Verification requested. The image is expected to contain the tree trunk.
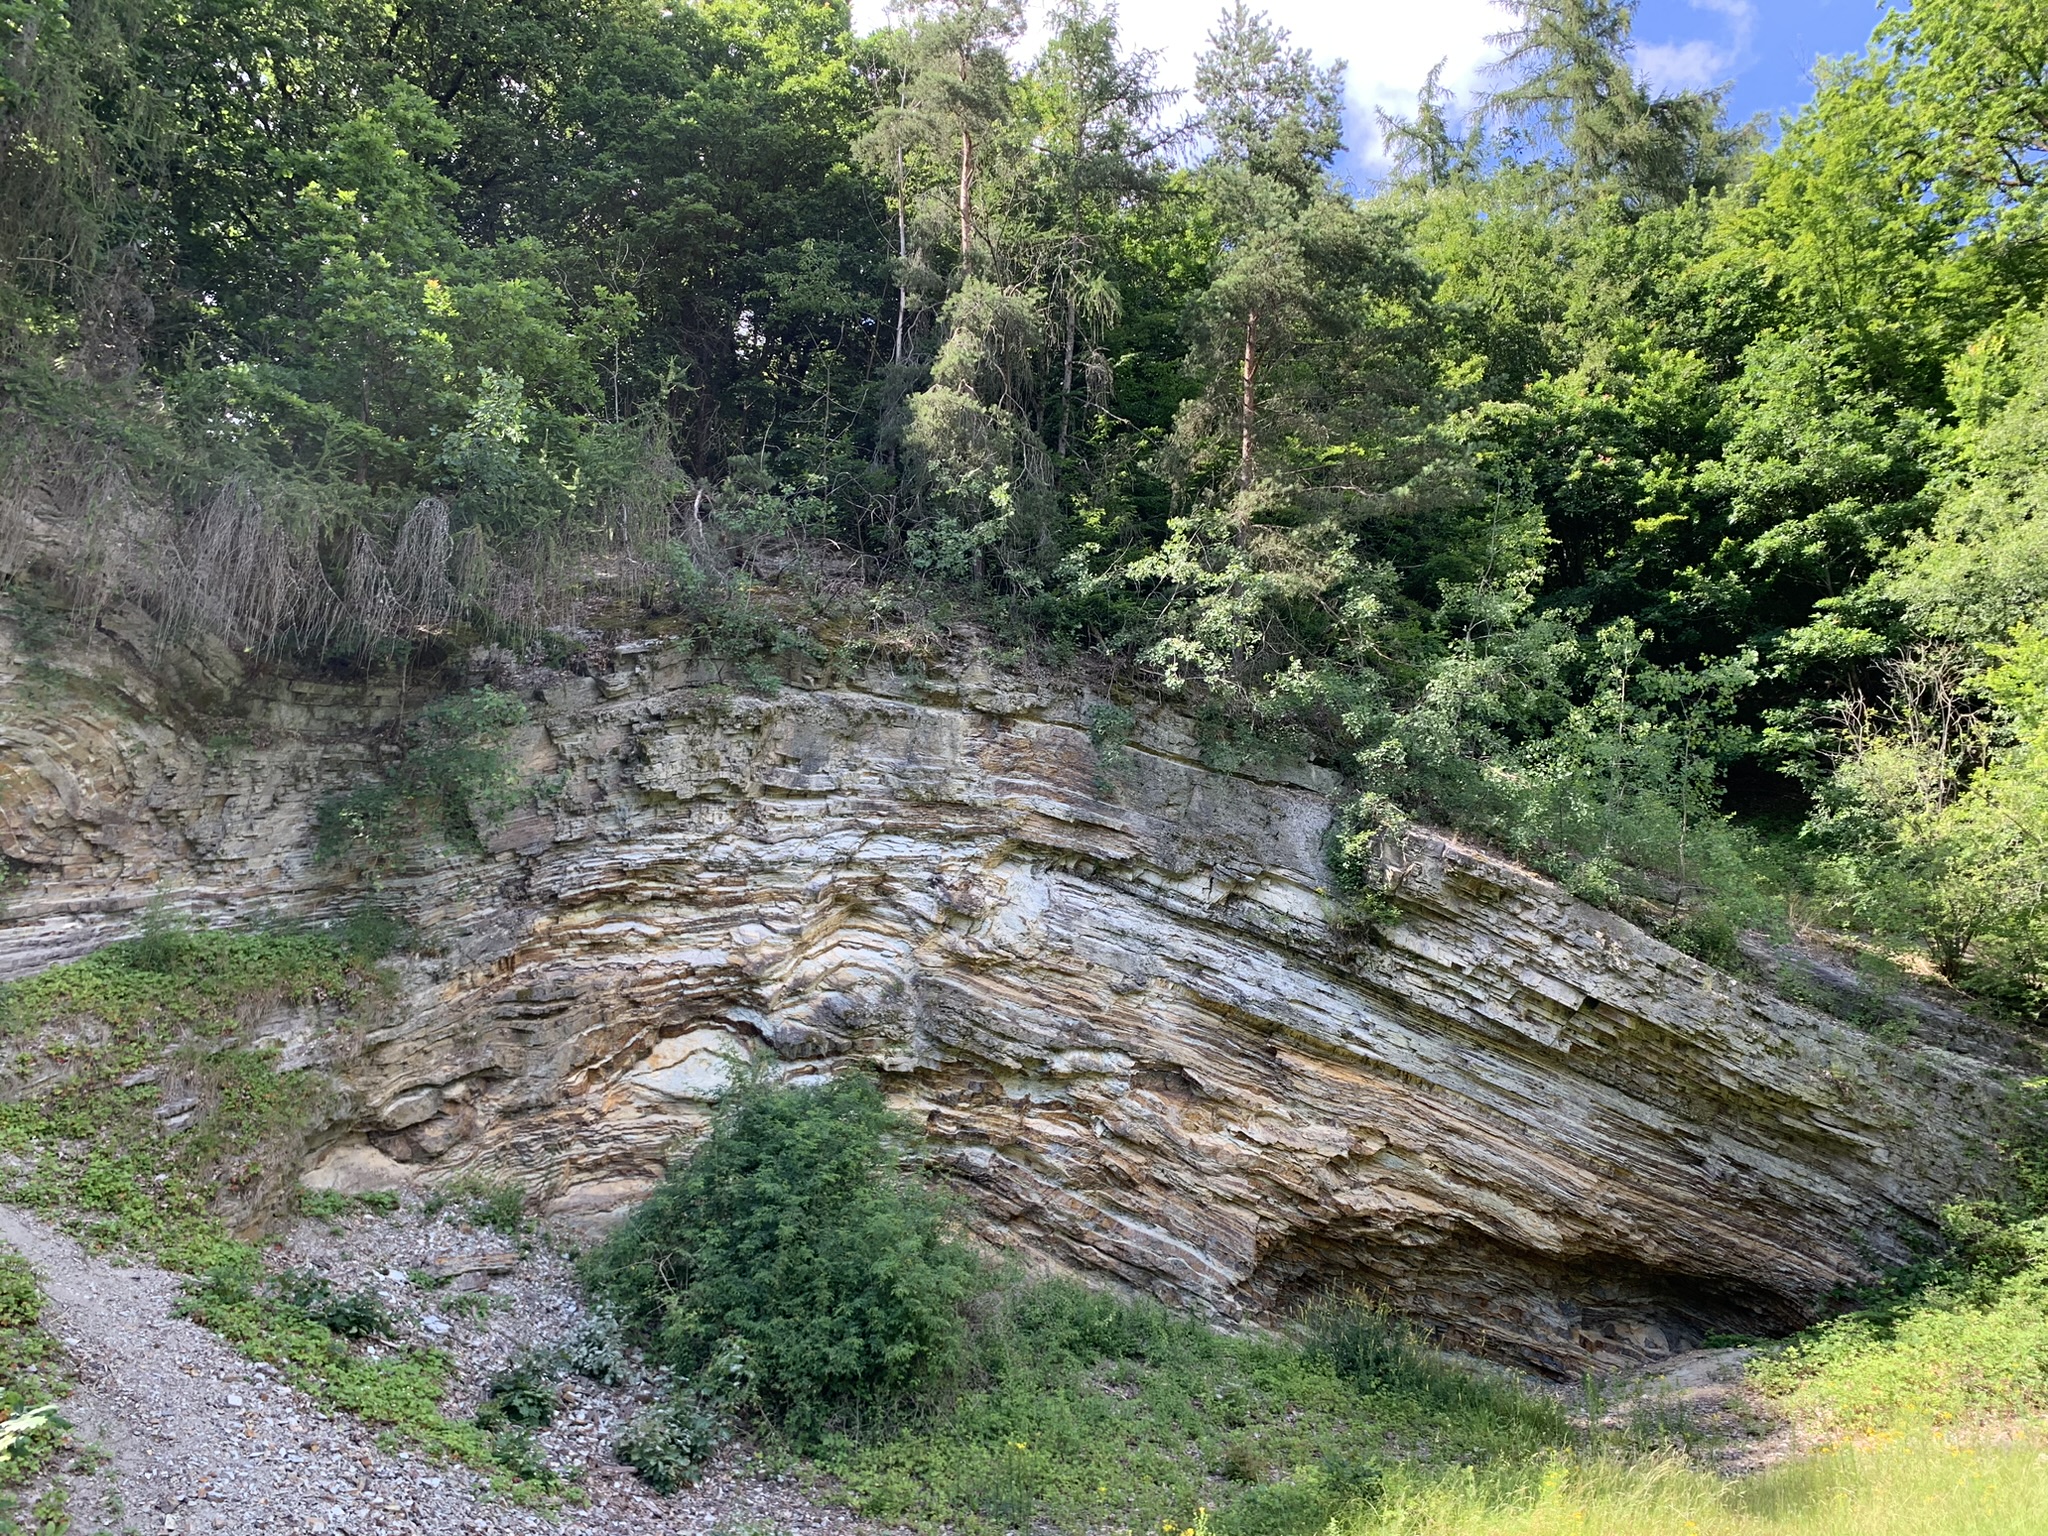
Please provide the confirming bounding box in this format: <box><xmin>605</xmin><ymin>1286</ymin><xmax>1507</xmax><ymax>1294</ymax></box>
<box><xmin>1058</xmin><ymin>283</ymin><xmax>1078</xmax><ymax>459</ymax></box>
<box><xmin>958</xmin><ymin>127</ymin><xmax>975</xmax><ymax>273</ymax></box>
<box><xmin>1239</xmin><ymin>308</ymin><xmax>1258</xmax><ymax>490</ymax></box>
<box><xmin>893</xmin><ymin>147</ymin><xmax>908</xmax><ymax>366</ymax></box>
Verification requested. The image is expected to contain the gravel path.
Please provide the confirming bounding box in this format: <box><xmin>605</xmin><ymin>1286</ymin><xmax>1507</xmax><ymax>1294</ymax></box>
<box><xmin>0</xmin><ymin>1204</ymin><xmax>873</xmax><ymax>1535</ymax></box>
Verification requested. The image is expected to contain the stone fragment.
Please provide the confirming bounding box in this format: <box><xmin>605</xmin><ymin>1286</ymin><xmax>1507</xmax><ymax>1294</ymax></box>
<box><xmin>419</xmin><ymin>1251</ymin><xmax>518</xmax><ymax>1282</ymax></box>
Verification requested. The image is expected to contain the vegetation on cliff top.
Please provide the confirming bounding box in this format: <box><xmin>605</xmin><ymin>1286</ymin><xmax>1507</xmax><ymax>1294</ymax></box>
<box><xmin>3</xmin><ymin>0</ymin><xmax>2047</xmax><ymax>1014</ymax></box>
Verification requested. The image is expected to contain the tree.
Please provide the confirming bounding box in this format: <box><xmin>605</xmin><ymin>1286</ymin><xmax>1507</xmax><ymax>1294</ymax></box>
<box><xmin>1482</xmin><ymin>0</ymin><xmax>1746</xmax><ymax>211</ymax></box>
<box><xmin>1022</xmin><ymin>0</ymin><xmax>1169</xmax><ymax>461</ymax></box>
<box><xmin>1127</xmin><ymin>7</ymin><xmax>1439</xmax><ymax>702</ymax></box>
<box><xmin>1191</xmin><ymin>2</ymin><xmax>1343</xmax><ymax>488</ymax></box>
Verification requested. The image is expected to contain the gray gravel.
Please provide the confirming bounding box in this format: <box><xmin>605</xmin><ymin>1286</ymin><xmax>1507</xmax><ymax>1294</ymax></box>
<box><xmin>0</xmin><ymin>1202</ymin><xmax>875</xmax><ymax>1535</ymax></box>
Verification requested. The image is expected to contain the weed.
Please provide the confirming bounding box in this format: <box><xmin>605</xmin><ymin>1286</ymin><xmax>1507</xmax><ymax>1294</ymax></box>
<box><xmin>0</xmin><ymin>1252</ymin><xmax>69</xmax><ymax>1494</ymax></box>
<box><xmin>613</xmin><ymin>1396</ymin><xmax>725</xmax><ymax>1493</ymax></box>
<box><xmin>477</xmin><ymin>1354</ymin><xmax>559</xmax><ymax>1429</ymax></box>
<box><xmin>560</xmin><ymin>1309</ymin><xmax>632</xmax><ymax>1386</ymax></box>
<box><xmin>487</xmin><ymin>1427</ymin><xmax>557</xmax><ymax>1488</ymax></box>
<box><xmin>316</xmin><ymin>1289</ymin><xmax>398</xmax><ymax>1342</ymax></box>
<box><xmin>0</xmin><ymin>1265</ymin><xmax>37</xmax><ymax>1334</ymax></box>
<box><xmin>427</xmin><ymin>1177</ymin><xmax>526</xmax><ymax>1235</ymax></box>
<box><xmin>298</xmin><ymin>1188</ymin><xmax>355</xmax><ymax>1223</ymax></box>
<box><xmin>443</xmin><ymin>1293</ymin><xmax>496</xmax><ymax>1322</ymax></box>
<box><xmin>1217</xmin><ymin>1438</ymin><xmax>1270</xmax><ymax>1484</ymax></box>
<box><xmin>0</xmin><ymin>1481</ymin><xmax>70</xmax><ymax>1536</ymax></box>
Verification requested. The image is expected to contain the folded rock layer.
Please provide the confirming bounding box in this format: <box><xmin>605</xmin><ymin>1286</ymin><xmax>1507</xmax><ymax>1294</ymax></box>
<box><xmin>0</xmin><ymin>635</ymin><xmax>2019</xmax><ymax>1372</ymax></box>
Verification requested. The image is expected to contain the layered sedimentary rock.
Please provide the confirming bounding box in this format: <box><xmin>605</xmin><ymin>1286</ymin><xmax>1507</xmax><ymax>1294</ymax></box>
<box><xmin>0</xmin><ymin>628</ymin><xmax>2023</xmax><ymax>1372</ymax></box>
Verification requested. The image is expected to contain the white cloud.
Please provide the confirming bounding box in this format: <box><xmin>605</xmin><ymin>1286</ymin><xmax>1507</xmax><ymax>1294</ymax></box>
<box><xmin>1637</xmin><ymin>37</ymin><xmax>1729</xmax><ymax>93</ymax></box>
<box><xmin>1636</xmin><ymin>0</ymin><xmax>1755</xmax><ymax>96</ymax></box>
<box><xmin>850</xmin><ymin>0</ymin><xmax>1511</xmax><ymax>178</ymax></box>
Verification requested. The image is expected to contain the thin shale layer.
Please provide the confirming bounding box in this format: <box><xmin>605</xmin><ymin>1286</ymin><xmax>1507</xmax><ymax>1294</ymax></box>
<box><xmin>0</xmin><ymin>632</ymin><xmax>2022</xmax><ymax>1373</ymax></box>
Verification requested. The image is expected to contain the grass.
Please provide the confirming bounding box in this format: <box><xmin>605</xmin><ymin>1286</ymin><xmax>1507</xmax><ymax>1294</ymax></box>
<box><xmin>1743</xmin><ymin>1204</ymin><xmax>2048</xmax><ymax>1441</ymax></box>
<box><xmin>793</xmin><ymin>1235</ymin><xmax>2048</xmax><ymax>1536</ymax></box>
<box><xmin>819</xmin><ymin>1275</ymin><xmax>2048</xmax><ymax>1536</ymax></box>
<box><xmin>815</xmin><ymin>1284</ymin><xmax>1571</xmax><ymax>1536</ymax></box>
<box><xmin>1337</xmin><ymin>1440</ymin><xmax>2048</xmax><ymax>1535</ymax></box>
<box><xmin>0</xmin><ymin>923</ymin><xmax>563</xmax><ymax>1503</ymax></box>
<box><xmin>1321</xmin><ymin>1185</ymin><xmax>2048</xmax><ymax>1536</ymax></box>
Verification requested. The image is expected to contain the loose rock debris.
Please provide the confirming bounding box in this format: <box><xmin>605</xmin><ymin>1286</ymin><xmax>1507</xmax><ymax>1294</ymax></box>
<box><xmin>0</xmin><ymin>1203</ymin><xmax>876</xmax><ymax>1535</ymax></box>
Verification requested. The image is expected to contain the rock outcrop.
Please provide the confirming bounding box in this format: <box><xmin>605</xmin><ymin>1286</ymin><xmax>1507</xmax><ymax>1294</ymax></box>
<box><xmin>0</xmin><ymin>627</ymin><xmax>2023</xmax><ymax>1373</ymax></box>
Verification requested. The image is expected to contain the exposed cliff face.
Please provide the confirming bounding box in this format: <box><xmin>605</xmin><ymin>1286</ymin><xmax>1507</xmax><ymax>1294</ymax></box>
<box><xmin>0</xmin><ymin>628</ymin><xmax>2021</xmax><ymax>1373</ymax></box>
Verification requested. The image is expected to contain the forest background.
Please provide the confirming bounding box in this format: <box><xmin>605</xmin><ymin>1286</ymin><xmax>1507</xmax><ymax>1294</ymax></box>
<box><xmin>3</xmin><ymin>0</ymin><xmax>2046</xmax><ymax>1016</ymax></box>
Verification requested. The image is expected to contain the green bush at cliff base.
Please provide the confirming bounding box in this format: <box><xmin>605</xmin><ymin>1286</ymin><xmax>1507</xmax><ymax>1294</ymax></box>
<box><xmin>1335</xmin><ymin>1439</ymin><xmax>2048</xmax><ymax>1535</ymax></box>
<box><xmin>581</xmin><ymin>1077</ymin><xmax>983</xmax><ymax>1442</ymax></box>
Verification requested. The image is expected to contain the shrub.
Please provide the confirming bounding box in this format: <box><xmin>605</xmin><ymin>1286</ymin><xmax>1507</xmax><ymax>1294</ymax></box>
<box><xmin>477</xmin><ymin>1354</ymin><xmax>559</xmax><ymax>1429</ymax></box>
<box><xmin>582</xmin><ymin>1077</ymin><xmax>983</xmax><ymax>1439</ymax></box>
<box><xmin>613</xmin><ymin>1396</ymin><xmax>724</xmax><ymax>1493</ymax></box>
<box><xmin>316</xmin><ymin>688</ymin><xmax>527</xmax><ymax>864</ymax></box>
<box><xmin>267</xmin><ymin>1269</ymin><xmax>395</xmax><ymax>1340</ymax></box>
<box><xmin>317</xmin><ymin>1289</ymin><xmax>398</xmax><ymax>1342</ymax></box>
<box><xmin>561</xmin><ymin>1309</ymin><xmax>632</xmax><ymax>1386</ymax></box>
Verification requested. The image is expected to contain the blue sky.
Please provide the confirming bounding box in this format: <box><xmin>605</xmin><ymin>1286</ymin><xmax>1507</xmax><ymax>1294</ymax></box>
<box><xmin>851</xmin><ymin>1</ymin><xmax>1908</xmax><ymax>183</ymax></box>
<box><xmin>1631</xmin><ymin>0</ymin><xmax>1900</xmax><ymax>133</ymax></box>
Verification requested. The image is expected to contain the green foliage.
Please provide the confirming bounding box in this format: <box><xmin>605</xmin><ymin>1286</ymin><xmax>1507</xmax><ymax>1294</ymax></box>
<box><xmin>477</xmin><ymin>1354</ymin><xmax>560</xmax><ymax>1430</ymax></box>
<box><xmin>0</xmin><ymin>922</ymin><xmax>377</xmax><ymax>1270</ymax></box>
<box><xmin>0</xmin><ymin>1253</ymin><xmax>68</xmax><ymax>1493</ymax></box>
<box><xmin>825</xmin><ymin>1280</ymin><xmax>1568</xmax><ymax>1536</ymax></box>
<box><xmin>181</xmin><ymin>1262</ymin><xmax>522</xmax><ymax>1481</ymax></box>
<box><xmin>16</xmin><ymin>0</ymin><xmax>2048</xmax><ymax>1006</ymax></box>
<box><xmin>0</xmin><ymin>1264</ymin><xmax>38</xmax><ymax>1335</ymax></box>
<box><xmin>317</xmin><ymin>689</ymin><xmax>527</xmax><ymax>866</ymax></box>
<box><xmin>1747</xmin><ymin>1099</ymin><xmax>2048</xmax><ymax>1437</ymax></box>
<box><xmin>560</xmin><ymin>1310</ymin><xmax>633</xmax><ymax>1387</ymax></box>
<box><xmin>0</xmin><ymin>923</ymin><xmax>362</xmax><ymax>1039</ymax></box>
<box><xmin>583</xmin><ymin>1078</ymin><xmax>983</xmax><ymax>1440</ymax></box>
<box><xmin>316</xmin><ymin>1288</ymin><xmax>400</xmax><ymax>1342</ymax></box>
<box><xmin>612</xmin><ymin>1396</ymin><xmax>725</xmax><ymax>1494</ymax></box>
<box><xmin>1751</xmin><ymin>1257</ymin><xmax>2048</xmax><ymax>1433</ymax></box>
<box><xmin>425</xmin><ymin>1176</ymin><xmax>527</xmax><ymax>1236</ymax></box>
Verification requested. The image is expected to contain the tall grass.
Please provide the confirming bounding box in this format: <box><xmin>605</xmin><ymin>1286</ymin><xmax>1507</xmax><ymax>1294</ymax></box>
<box><xmin>822</xmin><ymin>1285</ymin><xmax>1572</xmax><ymax>1535</ymax></box>
<box><xmin>1343</xmin><ymin>1440</ymin><xmax>2048</xmax><ymax>1536</ymax></box>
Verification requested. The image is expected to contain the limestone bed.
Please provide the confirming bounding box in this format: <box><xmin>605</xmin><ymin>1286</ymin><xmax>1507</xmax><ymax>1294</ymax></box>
<box><xmin>0</xmin><ymin>632</ymin><xmax>2027</xmax><ymax>1372</ymax></box>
